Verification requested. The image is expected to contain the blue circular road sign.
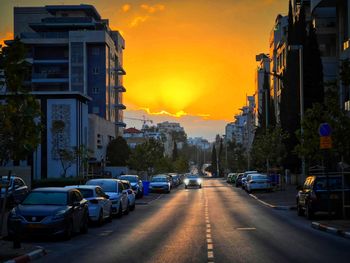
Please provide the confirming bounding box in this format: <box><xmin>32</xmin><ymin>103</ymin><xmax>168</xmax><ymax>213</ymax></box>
<box><xmin>319</xmin><ymin>123</ymin><xmax>332</xmax><ymax>137</ymax></box>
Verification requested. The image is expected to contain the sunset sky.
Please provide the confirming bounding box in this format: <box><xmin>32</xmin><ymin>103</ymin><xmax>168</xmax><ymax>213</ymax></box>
<box><xmin>0</xmin><ymin>0</ymin><xmax>287</xmax><ymax>140</ymax></box>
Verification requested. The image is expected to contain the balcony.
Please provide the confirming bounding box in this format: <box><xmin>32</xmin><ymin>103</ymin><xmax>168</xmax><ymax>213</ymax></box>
<box><xmin>114</xmin><ymin>85</ymin><xmax>126</xmax><ymax>92</ymax></box>
<box><xmin>32</xmin><ymin>72</ymin><xmax>69</xmax><ymax>83</ymax></box>
<box><xmin>115</xmin><ymin>121</ymin><xmax>126</xmax><ymax>127</ymax></box>
<box><xmin>114</xmin><ymin>66</ymin><xmax>126</xmax><ymax>75</ymax></box>
<box><xmin>21</xmin><ymin>32</ymin><xmax>69</xmax><ymax>39</ymax></box>
<box><xmin>115</xmin><ymin>103</ymin><xmax>126</xmax><ymax>110</ymax></box>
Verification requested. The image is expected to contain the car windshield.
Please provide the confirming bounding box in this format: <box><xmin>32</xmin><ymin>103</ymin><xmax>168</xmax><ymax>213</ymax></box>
<box><xmin>314</xmin><ymin>177</ymin><xmax>343</xmax><ymax>190</ymax></box>
<box><xmin>152</xmin><ymin>177</ymin><xmax>167</xmax><ymax>182</ymax></box>
<box><xmin>77</xmin><ymin>189</ymin><xmax>94</xmax><ymax>198</ymax></box>
<box><xmin>122</xmin><ymin>183</ymin><xmax>130</xmax><ymax>189</ymax></box>
<box><xmin>22</xmin><ymin>192</ymin><xmax>67</xmax><ymax>205</ymax></box>
<box><xmin>119</xmin><ymin>176</ymin><xmax>137</xmax><ymax>182</ymax></box>
<box><xmin>86</xmin><ymin>180</ymin><xmax>117</xmax><ymax>192</ymax></box>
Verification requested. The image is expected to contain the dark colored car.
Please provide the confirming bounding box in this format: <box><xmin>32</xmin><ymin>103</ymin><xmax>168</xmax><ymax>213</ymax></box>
<box><xmin>235</xmin><ymin>174</ymin><xmax>244</xmax><ymax>187</ymax></box>
<box><xmin>296</xmin><ymin>175</ymin><xmax>348</xmax><ymax>219</ymax></box>
<box><xmin>8</xmin><ymin>187</ymin><xmax>89</xmax><ymax>240</ymax></box>
<box><xmin>119</xmin><ymin>175</ymin><xmax>144</xmax><ymax>198</ymax></box>
<box><xmin>0</xmin><ymin>176</ymin><xmax>29</xmax><ymax>208</ymax></box>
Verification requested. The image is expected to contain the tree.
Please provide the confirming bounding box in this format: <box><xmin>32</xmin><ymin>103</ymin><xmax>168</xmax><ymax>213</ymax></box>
<box><xmin>172</xmin><ymin>140</ymin><xmax>178</xmax><ymax>161</ymax></box>
<box><xmin>51</xmin><ymin>120</ymin><xmax>76</xmax><ymax>178</ymax></box>
<box><xmin>0</xmin><ymin>38</ymin><xmax>41</xmax><ymax>166</ymax></box>
<box><xmin>106</xmin><ymin>136</ymin><xmax>130</xmax><ymax>166</ymax></box>
<box><xmin>128</xmin><ymin>138</ymin><xmax>164</xmax><ymax>176</ymax></box>
<box><xmin>218</xmin><ymin>138</ymin><xmax>224</xmax><ymax>177</ymax></box>
<box><xmin>226</xmin><ymin>141</ymin><xmax>247</xmax><ymax>172</ymax></box>
<box><xmin>251</xmin><ymin>125</ymin><xmax>288</xmax><ymax>172</ymax></box>
<box><xmin>210</xmin><ymin>145</ymin><xmax>218</xmax><ymax>177</ymax></box>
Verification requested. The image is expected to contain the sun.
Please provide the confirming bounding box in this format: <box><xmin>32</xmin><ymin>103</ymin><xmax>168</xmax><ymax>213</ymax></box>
<box><xmin>159</xmin><ymin>78</ymin><xmax>196</xmax><ymax>112</ymax></box>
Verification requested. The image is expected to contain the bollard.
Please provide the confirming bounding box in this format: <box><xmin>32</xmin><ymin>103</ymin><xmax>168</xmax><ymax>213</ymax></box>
<box><xmin>13</xmin><ymin>218</ymin><xmax>22</xmax><ymax>249</ymax></box>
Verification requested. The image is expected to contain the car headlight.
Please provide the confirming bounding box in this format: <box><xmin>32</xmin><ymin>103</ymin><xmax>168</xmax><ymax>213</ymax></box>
<box><xmin>53</xmin><ymin>210</ymin><xmax>67</xmax><ymax>220</ymax></box>
<box><xmin>184</xmin><ymin>179</ymin><xmax>189</xmax><ymax>185</ymax></box>
<box><xmin>198</xmin><ymin>179</ymin><xmax>202</xmax><ymax>184</ymax></box>
<box><xmin>9</xmin><ymin>207</ymin><xmax>18</xmax><ymax>217</ymax></box>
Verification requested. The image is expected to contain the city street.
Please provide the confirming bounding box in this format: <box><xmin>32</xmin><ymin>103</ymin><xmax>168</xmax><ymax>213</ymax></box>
<box><xmin>24</xmin><ymin>178</ymin><xmax>350</xmax><ymax>263</ymax></box>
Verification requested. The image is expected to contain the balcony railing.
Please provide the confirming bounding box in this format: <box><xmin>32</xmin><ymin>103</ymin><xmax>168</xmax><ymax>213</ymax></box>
<box><xmin>32</xmin><ymin>72</ymin><xmax>69</xmax><ymax>79</ymax></box>
<box><xmin>21</xmin><ymin>32</ymin><xmax>69</xmax><ymax>39</ymax></box>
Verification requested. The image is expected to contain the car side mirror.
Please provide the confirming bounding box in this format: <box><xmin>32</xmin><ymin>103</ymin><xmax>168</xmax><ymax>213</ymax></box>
<box><xmin>128</xmin><ymin>190</ymin><xmax>133</xmax><ymax>195</ymax></box>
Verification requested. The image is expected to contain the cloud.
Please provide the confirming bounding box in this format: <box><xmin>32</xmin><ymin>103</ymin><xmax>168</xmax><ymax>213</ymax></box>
<box><xmin>122</xmin><ymin>4</ymin><xmax>131</xmax><ymax>12</ymax></box>
<box><xmin>130</xmin><ymin>15</ymin><xmax>150</xmax><ymax>27</ymax></box>
<box><xmin>140</xmin><ymin>4</ymin><xmax>165</xmax><ymax>13</ymax></box>
<box><xmin>140</xmin><ymin>107</ymin><xmax>210</xmax><ymax>119</ymax></box>
<box><xmin>0</xmin><ymin>32</ymin><xmax>13</xmax><ymax>47</ymax></box>
<box><xmin>128</xmin><ymin>3</ymin><xmax>165</xmax><ymax>27</ymax></box>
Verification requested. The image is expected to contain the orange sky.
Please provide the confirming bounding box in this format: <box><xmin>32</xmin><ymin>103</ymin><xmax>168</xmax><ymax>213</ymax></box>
<box><xmin>0</xmin><ymin>0</ymin><xmax>287</xmax><ymax>139</ymax></box>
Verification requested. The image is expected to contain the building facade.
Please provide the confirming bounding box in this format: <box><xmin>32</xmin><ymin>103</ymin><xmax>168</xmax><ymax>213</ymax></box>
<box><xmin>12</xmin><ymin>4</ymin><xmax>126</xmax><ymax>178</ymax></box>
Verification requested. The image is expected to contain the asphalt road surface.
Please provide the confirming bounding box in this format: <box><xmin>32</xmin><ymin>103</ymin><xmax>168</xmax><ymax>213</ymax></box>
<box><xmin>33</xmin><ymin>178</ymin><xmax>350</xmax><ymax>263</ymax></box>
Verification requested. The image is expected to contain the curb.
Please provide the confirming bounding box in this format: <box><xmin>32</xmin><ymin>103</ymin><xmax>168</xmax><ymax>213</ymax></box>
<box><xmin>5</xmin><ymin>246</ymin><xmax>46</xmax><ymax>263</ymax></box>
<box><xmin>249</xmin><ymin>194</ymin><xmax>296</xmax><ymax>211</ymax></box>
<box><xmin>311</xmin><ymin>222</ymin><xmax>350</xmax><ymax>239</ymax></box>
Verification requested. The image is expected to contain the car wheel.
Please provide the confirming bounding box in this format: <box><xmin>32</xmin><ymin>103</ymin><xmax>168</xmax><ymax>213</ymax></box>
<box><xmin>97</xmin><ymin>209</ymin><xmax>104</xmax><ymax>226</ymax></box>
<box><xmin>305</xmin><ymin>202</ymin><xmax>314</xmax><ymax>220</ymax></box>
<box><xmin>199</xmin><ymin>185</ymin><xmax>202</xmax><ymax>189</ymax></box>
<box><xmin>124</xmin><ymin>201</ymin><xmax>130</xmax><ymax>215</ymax></box>
<box><xmin>297</xmin><ymin>203</ymin><xmax>304</xmax><ymax>216</ymax></box>
<box><xmin>185</xmin><ymin>185</ymin><xmax>188</xmax><ymax>189</ymax></box>
<box><xmin>80</xmin><ymin>213</ymin><xmax>89</xmax><ymax>234</ymax></box>
<box><xmin>64</xmin><ymin>220</ymin><xmax>73</xmax><ymax>240</ymax></box>
<box><xmin>117</xmin><ymin>202</ymin><xmax>123</xmax><ymax>218</ymax></box>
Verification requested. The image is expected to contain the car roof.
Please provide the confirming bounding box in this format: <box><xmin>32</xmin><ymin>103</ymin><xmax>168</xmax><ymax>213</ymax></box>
<box><xmin>120</xmin><ymin>175</ymin><xmax>138</xmax><ymax>177</ymax></box>
<box><xmin>65</xmin><ymin>185</ymin><xmax>99</xmax><ymax>190</ymax></box>
<box><xmin>32</xmin><ymin>187</ymin><xmax>72</xmax><ymax>192</ymax></box>
<box><xmin>87</xmin><ymin>178</ymin><xmax>119</xmax><ymax>182</ymax></box>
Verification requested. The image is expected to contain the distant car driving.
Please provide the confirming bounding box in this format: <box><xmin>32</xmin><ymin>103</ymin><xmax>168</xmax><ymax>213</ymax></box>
<box><xmin>184</xmin><ymin>174</ymin><xmax>202</xmax><ymax>189</ymax></box>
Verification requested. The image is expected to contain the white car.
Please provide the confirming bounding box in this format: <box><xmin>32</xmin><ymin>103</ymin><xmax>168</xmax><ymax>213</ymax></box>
<box><xmin>65</xmin><ymin>185</ymin><xmax>112</xmax><ymax>225</ymax></box>
<box><xmin>149</xmin><ymin>175</ymin><xmax>171</xmax><ymax>193</ymax></box>
<box><xmin>86</xmin><ymin>179</ymin><xmax>129</xmax><ymax>217</ymax></box>
<box><xmin>245</xmin><ymin>174</ymin><xmax>272</xmax><ymax>193</ymax></box>
<box><xmin>121</xmin><ymin>180</ymin><xmax>136</xmax><ymax>211</ymax></box>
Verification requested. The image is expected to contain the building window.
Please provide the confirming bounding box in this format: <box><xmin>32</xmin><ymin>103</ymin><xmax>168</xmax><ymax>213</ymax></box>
<box><xmin>93</xmin><ymin>67</ymin><xmax>99</xmax><ymax>75</ymax></box>
<box><xmin>93</xmin><ymin>87</ymin><xmax>100</xmax><ymax>94</ymax></box>
<box><xmin>93</xmin><ymin>106</ymin><xmax>100</xmax><ymax>114</ymax></box>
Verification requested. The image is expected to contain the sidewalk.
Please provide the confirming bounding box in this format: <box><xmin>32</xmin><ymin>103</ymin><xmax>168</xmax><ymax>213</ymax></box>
<box><xmin>0</xmin><ymin>239</ymin><xmax>45</xmax><ymax>263</ymax></box>
<box><xmin>249</xmin><ymin>184</ymin><xmax>350</xmax><ymax>239</ymax></box>
<box><xmin>250</xmin><ymin>184</ymin><xmax>297</xmax><ymax>210</ymax></box>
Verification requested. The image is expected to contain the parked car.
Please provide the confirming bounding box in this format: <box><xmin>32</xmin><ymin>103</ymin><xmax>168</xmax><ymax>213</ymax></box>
<box><xmin>65</xmin><ymin>185</ymin><xmax>112</xmax><ymax>225</ymax></box>
<box><xmin>0</xmin><ymin>176</ymin><xmax>29</xmax><ymax>208</ymax></box>
<box><xmin>8</xmin><ymin>187</ymin><xmax>89</xmax><ymax>240</ymax></box>
<box><xmin>184</xmin><ymin>174</ymin><xmax>202</xmax><ymax>189</ymax></box>
<box><xmin>85</xmin><ymin>179</ymin><xmax>128</xmax><ymax>217</ymax></box>
<box><xmin>245</xmin><ymin>174</ymin><xmax>272</xmax><ymax>193</ymax></box>
<box><xmin>226</xmin><ymin>173</ymin><xmax>234</xmax><ymax>183</ymax></box>
<box><xmin>296</xmin><ymin>175</ymin><xmax>348</xmax><ymax>219</ymax></box>
<box><xmin>169</xmin><ymin>173</ymin><xmax>180</xmax><ymax>187</ymax></box>
<box><xmin>231</xmin><ymin>173</ymin><xmax>241</xmax><ymax>185</ymax></box>
<box><xmin>235</xmin><ymin>174</ymin><xmax>244</xmax><ymax>187</ymax></box>
<box><xmin>149</xmin><ymin>175</ymin><xmax>171</xmax><ymax>193</ymax></box>
<box><xmin>241</xmin><ymin>171</ymin><xmax>258</xmax><ymax>190</ymax></box>
<box><xmin>120</xmin><ymin>180</ymin><xmax>136</xmax><ymax>212</ymax></box>
<box><xmin>119</xmin><ymin>175</ymin><xmax>144</xmax><ymax>198</ymax></box>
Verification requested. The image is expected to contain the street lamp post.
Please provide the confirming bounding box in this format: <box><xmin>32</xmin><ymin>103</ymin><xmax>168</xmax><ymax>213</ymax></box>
<box><xmin>289</xmin><ymin>45</ymin><xmax>305</xmax><ymax>180</ymax></box>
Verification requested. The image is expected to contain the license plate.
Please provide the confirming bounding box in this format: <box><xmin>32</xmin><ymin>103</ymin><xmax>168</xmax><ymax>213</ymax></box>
<box><xmin>330</xmin><ymin>194</ymin><xmax>339</xmax><ymax>199</ymax></box>
<box><xmin>28</xmin><ymin>223</ymin><xmax>42</xmax><ymax>229</ymax></box>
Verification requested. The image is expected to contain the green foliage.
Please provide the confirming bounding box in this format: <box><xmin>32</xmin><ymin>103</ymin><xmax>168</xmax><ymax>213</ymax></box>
<box><xmin>210</xmin><ymin>145</ymin><xmax>217</xmax><ymax>175</ymax></box>
<box><xmin>226</xmin><ymin>141</ymin><xmax>247</xmax><ymax>172</ymax></box>
<box><xmin>172</xmin><ymin>141</ymin><xmax>178</xmax><ymax>161</ymax></box>
<box><xmin>173</xmin><ymin>157</ymin><xmax>189</xmax><ymax>173</ymax></box>
<box><xmin>251</xmin><ymin>125</ymin><xmax>288</xmax><ymax>171</ymax></box>
<box><xmin>128</xmin><ymin>138</ymin><xmax>164</xmax><ymax>175</ymax></box>
<box><xmin>340</xmin><ymin>59</ymin><xmax>350</xmax><ymax>86</ymax></box>
<box><xmin>0</xmin><ymin>38</ymin><xmax>41</xmax><ymax>165</ymax></box>
<box><xmin>106</xmin><ymin>136</ymin><xmax>130</xmax><ymax>166</ymax></box>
